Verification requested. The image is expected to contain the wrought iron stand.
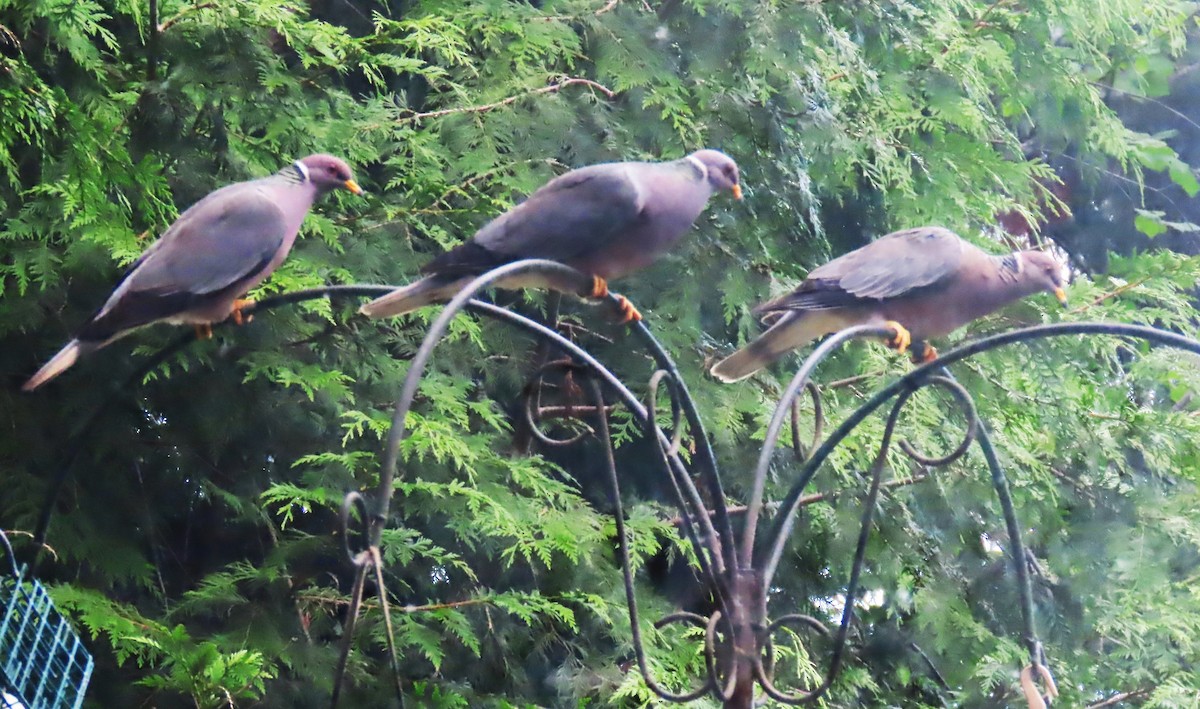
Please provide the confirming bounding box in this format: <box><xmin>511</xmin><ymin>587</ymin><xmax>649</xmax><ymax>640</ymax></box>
<box><xmin>27</xmin><ymin>260</ymin><xmax>1200</xmax><ymax>708</ymax></box>
<box><xmin>320</xmin><ymin>261</ymin><xmax>1200</xmax><ymax>707</ymax></box>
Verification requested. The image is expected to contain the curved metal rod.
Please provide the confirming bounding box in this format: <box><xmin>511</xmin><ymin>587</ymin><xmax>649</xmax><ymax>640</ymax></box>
<box><xmin>767</xmin><ymin>376</ymin><xmax>976</xmax><ymax>704</ymax></box>
<box><xmin>974</xmin><ymin>404</ymin><xmax>1041</xmax><ymax>661</ymax></box>
<box><xmin>466</xmin><ymin>299</ymin><xmax>730</xmax><ymax>581</ymax></box>
<box><xmin>646</xmin><ymin>370</ymin><xmax>685</xmax><ymax>457</ymax></box>
<box><xmin>627</xmin><ymin>323</ymin><xmax>736</xmax><ymax>573</ymax></box>
<box><xmin>756</xmin><ymin>613</ymin><xmax>832</xmax><ymax>703</ymax></box>
<box><xmin>791</xmin><ymin>383</ymin><xmax>823</xmax><ymax>461</ymax></box>
<box><xmin>704</xmin><ymin>610</ymin><xmax>738</xmax><ymax>702</ymax></box>
<box><xmin>896</xmin><ymin>376</ymin><xmax>979</xmax><ymax>467</ymax></box>
<box><xmin>366</xmin><ymin>260</ymin><xmax>596</xmax><ymax>547</ymax></box>
<box><xmin>740</xmin><ymin>325</ymin><xmax>895</xmax><ymax>570</ymax></box>
<box><xmin>760</xmin><ymin>322</ymin><xmax>1200</xmax><ymax>591</ymax></box>
<box><xmin>812</xmin><ymin>385</ymin><xmax>922</xmax><ymax>704</ymax></box>
<box><xmin>643</xmin><ymin>370</ymin><xmax>724</xmax><ymax>601</ymax></box>
<box><xmin>588</xmin><ymin>376</ymin><xmax>715</xmax><ymax>703</ymax></box>
<box><xmin>521</xmin><ymin>360</ymin><xmax>593</xmax><ymax>447</ymax></box>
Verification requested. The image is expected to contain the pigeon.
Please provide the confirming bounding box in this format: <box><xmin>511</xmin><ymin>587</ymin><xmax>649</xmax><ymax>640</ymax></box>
<box><xmin>23</xmin><ymin>154</ymin><xmax>362</xmax><ymax>391</ymax></box>
<box><xmin>710</xmin><ymin>226</ymin><xmax>1068</xmax><ymax>383</ymax></box>
<box><xmin>359</xmin><ymin>149</ymin><xmax>742</xmax><ymax>322</ymax></box>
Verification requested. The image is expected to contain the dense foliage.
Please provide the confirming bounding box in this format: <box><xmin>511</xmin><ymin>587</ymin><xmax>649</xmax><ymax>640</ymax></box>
<box><xmin>3</xmin><ymin>0</ymin><xmax>1200</xmax><ymax>705</ymax></box>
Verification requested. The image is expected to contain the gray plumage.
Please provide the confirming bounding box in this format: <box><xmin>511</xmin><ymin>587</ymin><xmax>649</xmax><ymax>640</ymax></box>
<box><xmin>359</xmin><ymin>149</ymin><xmax>742</xmax><ymax>318</ymax></box>
<box><xmin>24</xmin><ymin>154</ymin><xmax>362</xmax><ymax>391</ymax></box>
<box><xmin>711</xmin><ymin>227</ymin><xmax>1068</xmax><ymax>383</ymax></box>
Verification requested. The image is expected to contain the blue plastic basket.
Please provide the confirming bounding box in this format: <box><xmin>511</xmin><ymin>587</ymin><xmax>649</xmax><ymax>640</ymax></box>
<box><xmin>0</xmin><ymin>534</ymin><xmax>92</xmax><ymax>709</ymax></box>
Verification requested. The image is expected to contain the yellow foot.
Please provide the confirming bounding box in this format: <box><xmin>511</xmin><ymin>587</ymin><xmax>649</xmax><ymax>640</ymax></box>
<box><xmin>912</xmin><ymin>342</ymin><xmax>939</xmax><ymax>364</ymax></box>
<box><xmin>615</xmin><ymin>295</ymin><xmax>642</xmax><ymax>324</ymax></box>
<box><xmin>590</xmin><ymin>275</ymin><xmax>609</xmax><ymax>299</ymax></box>
<box><xmin>195</xmin><ymin>324</ymin><xmax>214</xmax><ymax>340</ymax></box>
<box><xmin>231</xmin><ymin>298</ymin><xmax>256</xmax><ymax>326</ymax></box>
<box><xmin>883</xmin><ymin>320</ymin><xmax>912</xmax><ymax>354</ymax></box>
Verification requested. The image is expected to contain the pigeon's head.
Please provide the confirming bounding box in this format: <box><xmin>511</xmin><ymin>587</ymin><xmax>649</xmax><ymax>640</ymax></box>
<box><xmin>1017</xmin><ymin>249</ymin><xmax>1069</xmax><ymax>307</ymax></box>
<box><xmin>689</xmin><ymin>149</ymin><xmax>742</xmax><ymax>200</ymax></box>
<box><xmin>297</xmin><ymin>154</ymin><xmax>363</xmax><ymax>195</ymax></box>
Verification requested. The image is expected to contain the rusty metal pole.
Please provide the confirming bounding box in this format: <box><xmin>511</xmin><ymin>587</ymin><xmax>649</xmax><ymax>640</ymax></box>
<box><xmin>726</xmin><ymin>569</ymin><xmax>764</xmax><ymax>708</ymax></box>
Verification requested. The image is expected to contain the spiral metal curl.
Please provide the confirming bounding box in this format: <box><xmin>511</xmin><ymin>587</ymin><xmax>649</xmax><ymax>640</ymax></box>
<box><xmin>790</xmin><ymin>382</ymin><xmax>823</xmax><ymax>461</ymax></box>
<box><xmin>521</xmin><ymin>359</ymin><xmax>595</xmax><ymax>447</ymax></box>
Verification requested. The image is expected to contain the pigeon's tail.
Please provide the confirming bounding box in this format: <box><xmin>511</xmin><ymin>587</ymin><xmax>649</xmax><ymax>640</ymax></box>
<box><xmin>711</xmin><ymin>311</ymin><xmax>841</xmax><ymax>383</ymax></box>
<box><xmin>23</xmin><ymin>339</ymin><xmax>96</xmax><ymax>392</ymax></box>
<box><xmin>359</xmin><ymin>276</ymin><xmax>471</xmax><ymax>319</ymax></box>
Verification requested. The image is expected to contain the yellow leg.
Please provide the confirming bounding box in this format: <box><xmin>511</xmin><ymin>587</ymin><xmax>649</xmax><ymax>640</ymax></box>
<box><xmin>615</xmin><ymin>295</ymin><xmax>643</xmax><ymax>323</ymax></box>
<box><xmin>231</xmin><ymin>298</ymin><xmax>256</xmax><ymax>326</ymax></box>
<box><xmin>590</xmin><ymin>276</ymin><xmax>609</xmax><ymax>299</ymax></box>
<box><xmin>883</xmin><ymin>320</ymin><xmax>912</xmax><ymax>354</ymax></box>
<box><xmin>195</xmin><ymin>323</ymin><xmax>214</xmax><ymax>340</ymax></box>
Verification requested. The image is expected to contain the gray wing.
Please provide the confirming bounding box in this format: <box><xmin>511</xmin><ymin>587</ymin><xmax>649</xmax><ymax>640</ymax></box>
<box><xmin>82</xmin><ymin>186</ymin><xmax>287</xmax><ymax>338</ymax></box>
<box><xmin>423</xmin><ymin>164</ymin><xmax>644</xmax><ymax>275</ymax></box>
<box><xmin>756</xmin><ymin>227</ymin><xmax>965</xmax><ymax>314</ymax></box>
<box><xmin>127</xmin><ymin>185</ymin><xmax>287</xmax><ymax>295</ymax></box>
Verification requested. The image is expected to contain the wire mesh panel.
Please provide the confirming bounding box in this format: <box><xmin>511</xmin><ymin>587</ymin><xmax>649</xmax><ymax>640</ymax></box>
<box><xmin>0</xmin><ymin>564</ymin><xmax>92</xmax><ymax>709</ymax></box>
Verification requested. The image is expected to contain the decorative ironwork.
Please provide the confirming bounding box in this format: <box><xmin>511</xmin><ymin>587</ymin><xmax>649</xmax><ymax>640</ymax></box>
<box><xmin>326</xmin><ymin>261</ymin><xmax>1200</xmax><ymax>708</ymax></box>
<box><xmin>26</xmin><ymin>260</ymin><xmax>1200</xmax><ymax>708</ymax></box>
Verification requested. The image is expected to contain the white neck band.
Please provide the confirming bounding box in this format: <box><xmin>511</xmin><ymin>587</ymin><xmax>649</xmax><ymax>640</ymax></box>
<box><xmin>685</xmin><ymin>154</ymin><xmax>708</xmax><ymax>180</ymax></box>
<box><xmin>293</xmin><ymin>160</ymin><xmax>310</xmax><ymax>182</ymax></box>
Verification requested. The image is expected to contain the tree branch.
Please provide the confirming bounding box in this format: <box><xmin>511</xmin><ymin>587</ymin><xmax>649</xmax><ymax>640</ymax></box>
<box><xmin>400</xmin><ymin>78</ymin><xmax>616</xmax><ymax>123</ymax></box>
<box><xmin>667</xmin><ymin>473</ymin><xmax>930</xmax><ymax>526</ymax></box>
<box><xmin>1087</xmin><ymin>689</ymin><xmax>1152</xmax><ymax>708</ymax></box>
<box><xmin>157</xmin><ymin>2</ymin><xmax>217</xmax><ymax>33</ymax></box>
<box><xmin>1069</xmin><ymin>277</ymin><xmax>1149</xmax><ymax>314</ymax></box>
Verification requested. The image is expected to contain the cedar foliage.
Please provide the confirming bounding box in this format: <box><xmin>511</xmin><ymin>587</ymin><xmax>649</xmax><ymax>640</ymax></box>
<box><xmin>3</xmin><ymin>0</ymin><xmax>1200</xmax><ymax>705</ymax></box>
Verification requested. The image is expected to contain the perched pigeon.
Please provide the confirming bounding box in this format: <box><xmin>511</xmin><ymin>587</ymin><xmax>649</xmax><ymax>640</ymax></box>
<box><xmin>710</xmin><ymin>226</ymin><xmax>1068</xmax><ymax>383</ymax></box>
<box><xmin>359</xmin><ymin>149</ymin><xmax>742</xmax><ymax>322</ymax></box>
<box><xmin>23</xmin><ymin>154</ymin><xmax>363</xmax><ymax>391</ymax></box>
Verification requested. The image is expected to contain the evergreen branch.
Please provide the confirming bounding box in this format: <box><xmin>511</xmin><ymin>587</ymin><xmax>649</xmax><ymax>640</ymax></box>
<box><xmin>1069</xmin><ymin>276</ymin><xmax>1149</xmax><ymax>313</ymax></box>
<box><xmin>157</xmin><ymin>2</ymin><xmax>218</xmax><ymax>32</ymax></box>
<box><xmin>401</xmin><ymin>598</ymin><xmax>492</xmax><ymax>612</ymax></box>
<box><xmin>1087</xmin><ymin>689</ymin><xmax>1152</xmax><ymax>708</ymax></box>
<box><xmin>534</xmin><ymin>0</ymin><xmax>619</xmax><ymax>21</ymax></box>
<box><xmin>298</xmin><ymin>593</ymin><xmax>493</xmax><ymax>613</ymax></box>
<box><xmin>430</xmin><ymin>157</ymin><xmax>571</xmax><ymax>207</ymax></box>
<box><xmin>400</xmin><ymin>78</ymin><xmax>616</xmax><ymax>123</ymax></box>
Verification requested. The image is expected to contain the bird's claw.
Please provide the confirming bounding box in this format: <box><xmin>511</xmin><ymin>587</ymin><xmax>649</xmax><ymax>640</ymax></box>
<box><xmin>884</xmin><ymin>321</ymin><xmax>912</xmax><ymax>354</ymax></box>
<box><xmin>615</xmin><ymin>295</ymin><xmax>642</xmax><ymax>324</ymax></box>
<box><xmin>231</xmin><ymin>298</ymin><xmax>256</xmax><ymax>326</ymax></box>
<box><xmin>912</xmin><ymin>342</ymin><xmax>938</xmax><ymax>364</ymax></box>
<box><xmin>589</xmin><ymin>276</ymin><xmax>609</xmax><ymax>299</ymax></box>
<box><xmin>195</xmin><ymin>324</ymin><xmax>214</xmax><ymax>340</ymax></box>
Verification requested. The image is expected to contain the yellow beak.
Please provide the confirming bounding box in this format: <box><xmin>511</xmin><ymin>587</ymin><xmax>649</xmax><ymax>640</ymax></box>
<box><xmin>731</xmin><ymin>184</ymin><xmax>743</xmax><ymax>200</ymax></box>
<box><xmin>344</xmin><ymin>179</ymin><xmax>364</xmax><ymax>195</ymax></box>
<box><xmin>1053</xmin><ymin>287</ymin><xmax>1068</xmax><ymax>307</ymax></box>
